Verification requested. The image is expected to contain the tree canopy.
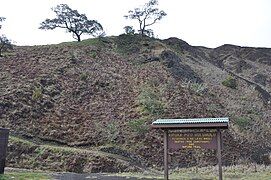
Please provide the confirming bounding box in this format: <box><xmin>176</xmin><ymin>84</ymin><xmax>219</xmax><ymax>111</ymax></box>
<box><xmin>123</xmin><ymin>26</ymin><xmax>135</xmax><ymax>35</ymax></box>
<box><xmin>124</xmin><ymin>0</ymin><xmax>166</xmax><ymax>36</ymax></box>
<box><xmin>0</xmin><ymin>17</ymin><xmax>12</xmax><ymax>57</ymax></box>
<box><xmin>0</xmin><ymin>17</ymin><xmax>6</xmax><ymax>29</ymax></box>
<box><xmin>0</xmin><ymin>35</ymin><xmax>12</xmax><ymax>57</ymax></box>
<box><xmin>39</xmin><ymin>4</ymin><xmax>103</xmax><ymax>42</ymax></box>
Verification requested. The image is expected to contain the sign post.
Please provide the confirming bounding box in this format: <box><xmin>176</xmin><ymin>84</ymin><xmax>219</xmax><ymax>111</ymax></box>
<box><xmin>152</xmin><ymin>118</ymin><xmax>229</xmax><ymax>180</ymax></box>
<box><xmin>0</xmin><ymin>128</ymin><xmax>9</xmax><ymax>174</ymax></box>
<box><xmin>164</xmin><ymin>130</ymin><xmax>169</xmax><ymax>180</ymax></box>
<box><xmin>217</xmin><ymin>129</ymin><xmax>222</xmax><ymax>180</ymax></box>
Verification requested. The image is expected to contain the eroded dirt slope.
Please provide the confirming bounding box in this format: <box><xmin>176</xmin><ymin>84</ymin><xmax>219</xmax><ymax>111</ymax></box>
<box><xmin>0</xmin><ymin>35</ymin><xmax>270</xmax><ymax>172</ymax></box>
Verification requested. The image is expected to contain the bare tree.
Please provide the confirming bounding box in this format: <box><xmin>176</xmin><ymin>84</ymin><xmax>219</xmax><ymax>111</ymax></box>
<box><xmin>124</xmin><ymin>0</ymin><xmax>166</xmax><ymax>36</ymax></box>
<box><xmin>39</xmin><ymin>4</ymin><xmax>103</xmax><ymax>42</ymax></box>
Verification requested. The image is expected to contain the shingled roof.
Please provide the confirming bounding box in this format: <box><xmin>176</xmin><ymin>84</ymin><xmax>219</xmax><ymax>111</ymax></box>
<box><xmin>151</xmin><ymin>117</ymin><xmax>229</xmax><ymax>129</ymax></box>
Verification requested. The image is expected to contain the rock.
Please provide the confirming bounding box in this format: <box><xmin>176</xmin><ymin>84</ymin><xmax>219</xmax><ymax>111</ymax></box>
<box><xmin>160</xmin><ymin>50</ymin><xmax>203</xmax><ymax>83</ymax></box>
<box><xmin>253</xmin><ymin>74</ymin><xmax>267</xmax><ymax>86</ymax></box>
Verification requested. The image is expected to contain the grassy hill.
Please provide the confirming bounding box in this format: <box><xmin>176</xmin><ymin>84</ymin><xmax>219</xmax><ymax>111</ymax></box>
<box><xmin>0</xmin><ymin>34</ymin><xmax>270</xmax><ymax>173</ymax></box>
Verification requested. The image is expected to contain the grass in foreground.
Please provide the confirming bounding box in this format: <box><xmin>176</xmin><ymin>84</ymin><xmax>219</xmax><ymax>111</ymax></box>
<box><xmin>114</xmin><ymin>165</ymin><xmax>271</xmax><ymax>180</ymax></box>
<box><xmin>0</xmin><ymin>165</ymin><xmax>270</xmax><ymax>180</ymax></box>
<box><xmin>0</xmin><ymin>172</ymin><xmax>50</xmax><ymax>180</ymax></box>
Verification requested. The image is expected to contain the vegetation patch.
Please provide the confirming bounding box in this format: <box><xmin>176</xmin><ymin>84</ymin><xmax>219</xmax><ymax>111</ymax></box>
<box><xmin>115</xmin><ymin>34</ymin><xmax>146</xmax><ymax>54</ymax></box>
<box><xmin>114</xmin><ymin>165</ymin><xmax>271</xmax><ymax>180</ymax></box>
<box><xmin>7</xmin><ymin>136</ymin><xmax>137</xmax><ymax>173</ymax></box>
<box><xmin>0</xmin><ymin>172</ymin><xmax>50</xmax><ymax>180</ymax></box>
<box><xmin>183</xmin><ymin>81</ymin><xmax>208</xmax><ymax>95</ymax></box>
<box><xmin>137</xmin><ymin>85</ymin><xmax>165</xmax><ymax>115</ymax></box>
<box><xmin>235</xmin><ymin>117</ymin><xmax>252</xmax><ymax>129</ymax></box>
<box><xmin>222</xmin><ymin>76</ymin><xmax>237</xmax><ymax>89</ymax></box>
<box><xmin>32</xmin><ymin>86</ymin><xmax>43</xmax><ymax>100</ymax></box>
<box><xmin>127</xmin><ymin>118</ymin><xmax>149</xmax><ymax>135</ymax></box>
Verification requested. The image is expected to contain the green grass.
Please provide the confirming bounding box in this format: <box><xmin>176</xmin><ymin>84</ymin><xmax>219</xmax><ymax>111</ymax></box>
<box><xmin>114</xmin><ymin>165</ymin><xmax>271</xmax><ymax>180</ymax></box>
<box><xmin>222</xmin><ymin>76</ymin><xmax>237</xmax><ymax>89</ymax></box>
<box><xmin>235</xmin><ymin>116</ymin><xmax>251</xmax><ymax>129</ymax></box>
<box><xmin>58</xmin><ymin>37</ymin><xmax>103</xmax><ymax>46</ymax></box>
<box><xmin>0</xmin><ymin>172</ymin><xmax>50</xmax><ymax>180</ymax></box>
<box><xmin>114</xmin><ymin>171</ymin><xmax>271</xmax><ymax>180</ymax></box>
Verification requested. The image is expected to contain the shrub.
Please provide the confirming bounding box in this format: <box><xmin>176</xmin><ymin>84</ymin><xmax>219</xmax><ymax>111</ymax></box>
<box><xmin>183</xmin><ymin>81</ymin><xmax>208</xmax><ymax>95</ymax></box>
<box><xmin>69</xmin><ymin>51</ymin><xmax>79</xmax><ymax>64</ymax></box>
<box><xmin>138</xmin><ymin>85</ymin><xmax>165</xmax><ymax>115</ymax></box>
<box><xmin>90</xmin><ymin>51</ymin><xmax>97</xmax><ymax>58</ymax></box>
<box><xmin>222</xmin><ymin>76</ymin><xmax>237</xmax><ymax>89</ymax></box>
<box><xmin>235</xmin><ymin>117</ymin><xmax>251</xmax><ymax>129</ymax></box>
<box><xmin>105</xmin><ymin>121</ymin><xmax>119</xmax><ymax>143</ymax></box>
<box><xmin>32</xmin><ymin>86</ymin><xmax>43</xmax><ymax>100</ymax></box>
<box><xmin>123</xmin><ymin>26</ymin><xmax>135</xmax><ymax>35</ymax></box>
<box><xmin>127</xmin><ymin>118</ymin><xmax>149</xmax><ymax>135</ymax></box>
<box><xmin>80</xmin><ymin>73</ymin><xmax>88</xmax><ymax>81</ymax></box>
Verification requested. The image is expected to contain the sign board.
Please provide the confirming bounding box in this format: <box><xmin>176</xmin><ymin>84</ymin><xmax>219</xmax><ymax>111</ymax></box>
<box><xmin>169</xmin><ymin>131</ymin><xmax>217</xmax><ymax>150</ymax></box>
<box><xmin>152</xmin><ymin>118</ymin><xmax>229</xmax><ymax>180</ymax></box>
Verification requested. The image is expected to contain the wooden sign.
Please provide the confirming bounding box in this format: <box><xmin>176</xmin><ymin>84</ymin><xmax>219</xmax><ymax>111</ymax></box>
<box><xmin>168</xmin><ymin>131</ymin><xmax>217</xmax><ymax>150</ymax></box>
<box><xmin>152</xmin><ymin>118</ymin><xmax>229</xmax><ymax>180</ymax></box>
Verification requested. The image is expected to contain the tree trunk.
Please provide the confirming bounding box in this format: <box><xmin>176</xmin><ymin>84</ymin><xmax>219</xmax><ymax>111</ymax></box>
<box><xmin>75</xmin><ymin>33</ymin><xmax>81</xmax><ymax>42</ymax></box>
<box><xmin>139</xmin><ymin>21</ymin><xmax>144</xmax><ymax>36</ymax></box>
<box><xmin>140</xmin><ymin>29</ymin><xmax>144</xmax><ymax>35</ymax></box>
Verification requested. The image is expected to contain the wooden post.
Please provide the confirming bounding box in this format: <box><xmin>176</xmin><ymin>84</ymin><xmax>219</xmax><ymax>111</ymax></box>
<box><xmin>217</xmin><ymin>129</ymin><xmax>222</xmax><ymax>180</ymax></box>
<box><xmin>164</xmin><ymin>130</ymin><xmax>169</xmax><ymax>180</ymax></box>
<box><xmin>0</xmin><ymin>128</ymin><xmax>9</xmax><ymax>174</ymax></box>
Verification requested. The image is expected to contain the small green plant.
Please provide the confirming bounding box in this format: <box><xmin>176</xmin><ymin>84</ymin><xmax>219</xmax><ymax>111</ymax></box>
<box><xmin>69</xmin><ymin>51</ymin><xmax>79</xmax><ymax>64</ymax></box>
<box><xmin>222</xmin><ymin>76</ymin><xmax>237</xmax><ymax>89</ymax></box>
<box><xmin>32</xmin><ymin>86</ymin><xmax>43</xmax><ymax>100</ymax></box>
<box><xmin>105</xmin><ymin>121</ymin><xmax>119</xmax><ymax>143</ymax></box>
<box><xmin>90</xmin><ymin>51</ymin><xmax>97</xmax><ymax>58</ymax></box>
<box><xmin>235</xmin><ymin>117</ymin><xmax>251</xmax><ymax>129</ymax></box>
<box><xmin>127</xmin><ymin>118</ymin><xmax>148</xmax><ymax>135</ymax></box>
<box><xmin>183</xmin><ymin>81</ymin><xmax>207</xmax><ymax>95</ymax></box>
<box><xmin>80</xmin><ymin>73</ymin><xmax>88</xmax><ymax>81</ymax></box>
<box><xmin>138</xmin><ymin>85</ymin><xmax>165</xmax><ymax>115</ymax></box>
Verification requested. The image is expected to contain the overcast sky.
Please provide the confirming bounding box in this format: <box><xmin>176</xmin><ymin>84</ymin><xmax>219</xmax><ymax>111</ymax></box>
<box><xmin>0</xmin><ymin>0</ymin><xmax>270</xmax><ymax>48</ymax></box>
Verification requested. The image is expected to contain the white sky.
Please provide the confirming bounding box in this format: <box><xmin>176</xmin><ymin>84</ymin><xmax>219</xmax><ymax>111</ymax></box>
<box><xmin>0</xmin><ymin>0</ymin><xmax>270</xmax><ymax>48</ymax></box>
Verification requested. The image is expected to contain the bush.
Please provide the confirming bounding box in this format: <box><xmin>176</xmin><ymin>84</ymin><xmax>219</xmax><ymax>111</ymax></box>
<box><xmin>32</xmin><ymin>86</ymin><xmax>43</xmax><ymax>100</ymax></box>
<box><xmin>105</xmin><ymin>121</ymin><xmax>119</xmax><ymax>143</ymax></box>
<box><xmin>127</xmin><ymin>118</ymin><xmax>149</xmax><ymax>135</ymax></box>
<box><xmin>138</xmin><ymin>85</ymin><xmax>165</xmax><ymax>115</ymax></box>
<box><xmin>183</xmin><ymin>81</ymin><xmax>208</xmax><ymax>95</ymax></box>
<box><xmin>89</xmin><ymin>50</ymin><xmax>97</xmax><ymax>58</ymax></box>
<box><xmin>235</xmin><ymin>117</ymin><xmax>251</xmax><ymax>129</ymax></box>
<box><xmin>80</xmin><ymin>73</ymin><xmax>88</xmax><ymax>81</ymax></box>
<box><xmin>123</xmin><ymin>26</ymin><xmax>135</xmax><ymax>35</ymax></box>
<box><xmin>222</xmin><ymin>76</ymin><xmax>237</xmax><ymax>89</ymax></box>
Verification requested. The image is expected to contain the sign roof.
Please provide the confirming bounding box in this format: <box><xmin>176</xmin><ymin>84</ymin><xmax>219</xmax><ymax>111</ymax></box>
<box><xmin>152</xmin><ymin>117</ymin><xmax>229</xmax><ymax>129</ymax></box>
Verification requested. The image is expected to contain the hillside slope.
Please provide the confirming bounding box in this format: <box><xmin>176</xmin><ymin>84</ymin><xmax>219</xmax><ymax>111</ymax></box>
<box><xmin>0</xmin><ymin>35</ymin><xmax>270</xmax><ymax>172</ymax></box>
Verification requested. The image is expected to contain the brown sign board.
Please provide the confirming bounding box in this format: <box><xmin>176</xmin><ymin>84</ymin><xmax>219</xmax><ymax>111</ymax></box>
<box><xmin>168</xmin><ymin>131</ymin><xmax>217</xmax><ymax>150</ymax></box>
<box><xmin>152</xmin><ymin>118</ymin><xmax>229</xmax><ymax>180</ymax></box>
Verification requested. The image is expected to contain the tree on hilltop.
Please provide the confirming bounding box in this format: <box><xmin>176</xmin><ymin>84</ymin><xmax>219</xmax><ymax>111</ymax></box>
<box><xmin>39</xmin><ymin>4</ymin><xmax>104</xmax><ymax>42</ymax></box>
<box><xmin>0</xmin><ymin>17</ymin><xmax>12</xmax><ymax>57</ymax></box>
<box><xmin>124</xmin><ymin>0</ymin><xmax>166</xmax><ymax>36</ymax></box>
<box><xmin>123</xmin><ymin>26</ymin><xmax>135</xmax><ymax>35</ymax></box>
<box><xmin>0</xmin><ymin>17</ymin><xmax>6</xmax><ymax>29</ymax></box>
<box><xmin>0</xmin><ymin>35</ymin><xmax>12</xmax><ymax>57</ymax></box>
